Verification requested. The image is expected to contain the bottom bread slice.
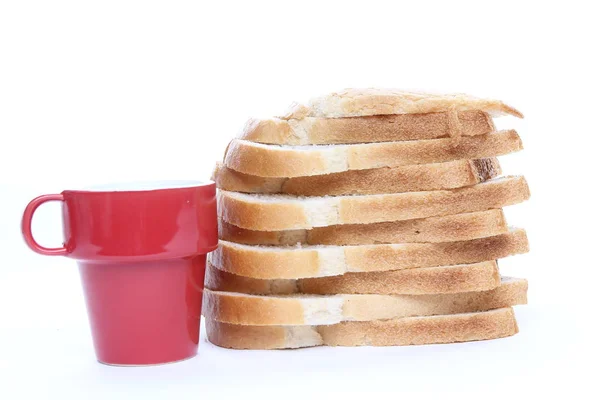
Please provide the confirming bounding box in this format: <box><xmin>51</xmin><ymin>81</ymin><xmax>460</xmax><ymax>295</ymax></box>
<box><xmin>206</xmin><ymin>307</ymin><xmax>518</xmax><ymax>349</ymax></box>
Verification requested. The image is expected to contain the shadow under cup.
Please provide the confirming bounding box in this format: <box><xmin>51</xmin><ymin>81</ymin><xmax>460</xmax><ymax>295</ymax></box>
<box><xmin>22</xmin><ymin>181</ymin><xmax>218</xmax><ymax>366</ymax></box>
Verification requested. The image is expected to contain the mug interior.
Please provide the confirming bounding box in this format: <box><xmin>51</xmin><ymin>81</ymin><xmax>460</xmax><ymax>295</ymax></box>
<box><xmin>75</xmin><ymin>180</ymin><xmax>211</xmax><ymax>192</ymax></box>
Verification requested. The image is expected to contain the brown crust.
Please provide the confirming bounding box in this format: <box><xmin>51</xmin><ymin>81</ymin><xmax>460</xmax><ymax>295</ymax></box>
<box><xmin>203</xmin><ymin>291</ymin><xmax>307</xmax><ymax>326</ymax></box>
<box><xmin>224</xmin><ymin>130</ymin><xmax>522</xmax><ymax>178</ymax></box>
<box><xmin>471</xmin><ymin>158</ymin><xmax>499</xmax><ymax>181</ymax></box>
<box><xmin>205</xmin><ymin>261</ymin><xmax>298</xmax><ymax>295</ymax></box>
<box><xmin>217</xmin><ymin>191</ymin><xmax>309</xmax><ymax>232</ymax></box>
<box><xmin>212</xmin><ymin>163</ymin><xmax>287</xmax><ymax>194</ymax></box>
<box><xmin>239</xmin><ymin>118</ymin><xmax>295</xmax><ymax>144</ymax></box>
<box><xmin>217</xmin><ymin>176</ymin><xmax>530</xmax><ymax>231</ymax></box>
<box><xmin>300</xmin><ymin>262</ymin><xmax>502</xmax><ymax>295</ymax></box>
<box><xmin>280</xmin><ymin>89</ymin><xmax>523</xmax><ymax>119</ymax></box>
<box><xmin>218</xmin><ymin>210</ymin><xmax>508</xmax><ymax>246</ymax></box>
<box><xmin>343</xmin><ymin>278</ymin><xmax>526</xmax><ymax>322</ymax></box>
<box><xmin>219</xmin><ymin>219</ymin><xmax>308</xmax><ymax>246</ymax></box>
<box><xmin>344</xmin><ymin>229</ymin><xmax>528</xmax><ymax>273</ymax></box>
<box><xmin>213</xmin><ymin>158</ymin><xmax>501</xmax><ymax>196</ymax></box>
<box><xmin>211</xmin><ymin>240</ymin><xmax>322</xmax><ymax>279</ymax></box>
<box><xmin>203</xmin><ymin>278</ymin><xmax>526</xmax><ymax>326</ymax></box>
<box><xmin>337</xmin><ymin>176</ymin><xmax>530</xmax><ymax>227</ymax></box>
<box><xmin>204</xmin><ymin>261</ymin><xmax>501</xmax><ymax>296</ymax></box>
<box><xmin>317</xmin><ymin>308</ymin><xmax>518</xmax><ymax>347</ymax></box>
<box><xmin>205</xmin><ymin>308</ymin><xmax>519</xmax><ymax>349</ymax></box>
<box><xmin>240</xmin><ymin>110</ymin><xmax>494</xmax><ymax>145</ymax></box>
<box><xmin>346</xmin><ymin>130</ymin><xmax>521</xmax><ymax>172</ymax></box>
<box><xmin>224</xmin><ymin>139</ymin><xmax>333</xmax><ymax>178</ymax></box>
<box><xmin>210</xmin><ymin>229</ymin><xmax>528</xmax><ymax>279</ymax></box>
<box><xmin>205</xmin><ymin>319</ymin><xmax>290</xmax><ymax>349</ymax></box>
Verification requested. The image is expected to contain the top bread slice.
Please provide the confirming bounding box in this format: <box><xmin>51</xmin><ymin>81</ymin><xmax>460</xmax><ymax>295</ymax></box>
<box><xmin>240</xmin><ymin>110</ymin><xmax>495</xmax><ymax>145</ymax></box>
<box><xmin>224</xmin><ymin>130</ymin><xmax>522</xmax><ymax>178</ymax></box>
<box><xmin>280</xmin><ymin>89</ymin><xmax>523</xmax><ymax>120</ymax></box>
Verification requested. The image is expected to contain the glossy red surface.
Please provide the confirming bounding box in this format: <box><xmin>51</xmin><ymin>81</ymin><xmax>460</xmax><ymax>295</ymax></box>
<box><xmin>21</xmin><ymin>182</ymin><xmax>218</xmax><ymax>365</ymax></box>
<box><xmin>80</xmin><ymin>256</ymin><xmax>207</xmax><ymax>365</ymax></box>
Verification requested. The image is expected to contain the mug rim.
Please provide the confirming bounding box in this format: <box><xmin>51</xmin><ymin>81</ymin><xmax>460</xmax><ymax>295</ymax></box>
<box><xmin>65</xmin><ymin>180</ymin><xmax>214</xmax><ymax>194</ymax></box>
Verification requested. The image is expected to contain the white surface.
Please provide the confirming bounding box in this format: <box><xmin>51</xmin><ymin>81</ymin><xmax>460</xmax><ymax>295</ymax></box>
<box><xmin>0</xmin><ymin>0</ymin><xmax>598</xmax><ymax>398</ymax></box>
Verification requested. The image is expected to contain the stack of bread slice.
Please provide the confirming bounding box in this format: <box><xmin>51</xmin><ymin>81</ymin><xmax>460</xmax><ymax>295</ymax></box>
<box><xmin>205</xmin><ymin>89</ymin><xmax>530</xmax><ymax>349</ymax></box>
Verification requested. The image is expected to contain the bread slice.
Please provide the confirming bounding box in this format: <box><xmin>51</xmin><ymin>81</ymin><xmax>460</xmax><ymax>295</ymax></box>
<box><xmin>206</xmin><ymin>307</ymin><xmax>519</xmax><ymax>349</ymax></box>
<box><xmin>205</xmin><ymin>260</ymin><xmax>501</xmax><ymax>295</ymax></box>
<box><xmin>280</xmin><ymin>89</ymin><xmax>523</xmax><ymax>120</ymax></box>
<box><xmin>219</xmin><ymin>209</ymin><xmax>508</xmax><ymax>246</ymax></box>
<box><xmin>218</xmin><ymin>176</ymin><xmax>530</xmax><ymax>231</ymax></box>
<box><xmin>224</xmin><ymin>130</ymin><xmax>522</xmax><ymax>178</ymax></box>
<box><xmin>210</xmin><ymin>228</ymin><xmax>528</xmax><ymax>279</ymax></box>
<box><xmin>203</xmin><ymin>276</ymin><xmax>526</xmax><ymax>326</ymax></box>
<box><xmin>213</xmin><ymin>158</ymin><xmax>501</xmax><ymax>196</ymax></box>
<box><xmin>239</xmin><ymin>110</ymin><xmax>495</xmax><ymax>145</ymax></box>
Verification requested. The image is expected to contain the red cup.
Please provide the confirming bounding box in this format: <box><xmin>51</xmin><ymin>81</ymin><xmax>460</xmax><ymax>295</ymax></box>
<box><xmin>21</xmin><ymin>181</ymin><xmax>218</xmax><ymax>366</ymax></box>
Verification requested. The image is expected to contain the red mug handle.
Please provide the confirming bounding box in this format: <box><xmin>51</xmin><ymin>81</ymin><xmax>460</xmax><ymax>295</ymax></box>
<box><xmin>21</xmin><ymin>194</ymin><xmax>69</xmax><ymax>256</ymax></box>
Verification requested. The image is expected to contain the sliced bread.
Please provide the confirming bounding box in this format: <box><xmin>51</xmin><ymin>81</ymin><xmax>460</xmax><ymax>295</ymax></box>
<box><xmin>210</xmin><ymin>228</ymin><xmax>528</xmax><ymax>279</ymax></box>
<box><xmin>205</xmin><ymin>260</ymin><xmax>501</xmax><ymax>295</ymax></box>
<box><xmin>206</xmin><ymin>307</ymin><xmax>519</xmax><ymax>349</ymax></box>
<box><xmin>218</xmin><ymin>176</ymin><xmax>530</xmax><ymax>231</ymax></box>
<box><xmin>239</xmin><ymin>110</ymin><xmax>495</xmax><ymax>145</ymax></box>
<box><xmin>280</xmin><ymin>89</ymin><xmax>523</xmax><ymax>120</ymax></box>
<box><xmin>219</xmin><ymin>209</ymin><xmax>508</xmax><ymax>246</ymax></box>
<box><xmin>213</xmin><ymin>158</ymin><xmax>501</xmax><ymax>195</ymax></box>
<box><xmin>224</xmin><ymin>130</ymin><xmax>522</xmax><ymax>178</ymax></box>
<box><xmin>203</xmin><ymin>277</ymin><xmax>526</xmax><ymax>326</ymax></box>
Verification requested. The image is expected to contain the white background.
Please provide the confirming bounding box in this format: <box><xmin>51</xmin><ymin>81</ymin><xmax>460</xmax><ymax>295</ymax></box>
<box><xmin>1</xmin><ymin>0</ymin><xmax>598</xmax><ymax>398</ymax></box>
